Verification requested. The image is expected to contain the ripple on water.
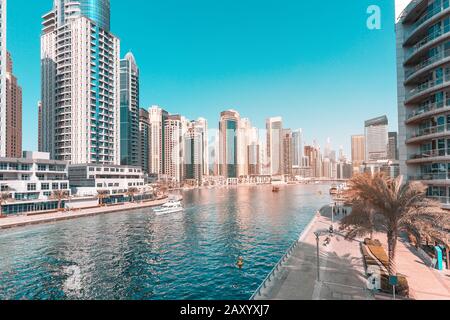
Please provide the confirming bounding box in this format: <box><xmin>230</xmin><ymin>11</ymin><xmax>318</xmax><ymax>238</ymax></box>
<box><xmin>0</xmin><ymin>184</ymin><xmax>330</xmax><ymax>300</ymax></box>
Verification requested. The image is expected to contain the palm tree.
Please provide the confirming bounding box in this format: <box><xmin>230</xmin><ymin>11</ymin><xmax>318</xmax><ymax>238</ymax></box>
<box><xmin>126</xmin><ymin>187</ymin><xmax>139</xmax><ymax>203</ymax></box>
<box><xmin>0</xmin><ymin>186</ymin><xmax>14</xmax><ymax>217</ymax></box>
<box><xmin>52</xmin><ymin>190</ymin><xmax>70</xmax><ymax>212</ymax></box>
<box><xmin>97</xmin><ymin>190</ymin><xmax>110</xmax><ymax>207</ymax></box>
<box><xmin>342</xmin><ymin>173</ymin><xmax>448</xmax><ymax>274</ymax></box>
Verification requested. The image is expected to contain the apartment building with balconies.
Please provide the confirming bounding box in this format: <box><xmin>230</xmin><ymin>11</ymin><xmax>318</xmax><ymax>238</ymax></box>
<box><xmin>397</xmin><ymin>0</ymin><xmax>450</xmax><ymax>208</ymax></box>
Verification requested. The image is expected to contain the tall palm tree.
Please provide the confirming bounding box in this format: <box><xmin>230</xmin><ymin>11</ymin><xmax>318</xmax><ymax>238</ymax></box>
<box><xmin>52</xmin><ymin>190</ymin><xmax>70</xmax><ymax>211</ymax></box>
<box><xmin>0</xmin><ymin>186</ymin><xmax>14</xmax><ymax>217</ymax></box>
<box><xmin>342</xmin><ymin>173</ymin><xmax>448</xmax><ymax>274</ymax></box>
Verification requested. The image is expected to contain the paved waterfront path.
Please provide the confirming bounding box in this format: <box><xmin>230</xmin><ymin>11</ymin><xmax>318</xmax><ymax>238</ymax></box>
<box><xmin>374</xmin><ymin>233</ymin><xmax>450</xmax><ymax>300</ymax></box>
<box><xmin>255</xmin><ymin>208</ymin><xmax>372</xmax><ymax>300</ymax></box>
<box><xmin>0</xmin><ymin>199</ymin><xmax>167</xmax><ymax>230</ymax></box>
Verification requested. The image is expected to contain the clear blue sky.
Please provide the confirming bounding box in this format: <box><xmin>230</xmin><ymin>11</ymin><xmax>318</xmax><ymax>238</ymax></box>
<box><xmin>8</xmin><ymin>0</ymin><xmax>397</xmax><ymax>156</ymax></box>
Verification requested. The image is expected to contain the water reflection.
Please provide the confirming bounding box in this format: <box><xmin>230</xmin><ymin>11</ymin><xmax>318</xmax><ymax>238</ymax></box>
<box><xmin>0</xmin><ymin>184</ymin><xmax>330</xmax><ymax>300</ymax></box>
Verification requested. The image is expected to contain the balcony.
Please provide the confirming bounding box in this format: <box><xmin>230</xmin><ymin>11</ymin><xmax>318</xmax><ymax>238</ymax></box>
<box><xmin>408</xmin><ymin>148</ymin><xmax>450</xmax><ymax>163</ymax></box>
<box><xmin>410</xmin><ymin>173</ymin><xmax>449</xmax><ymax>181</ymax></box>
<box><xmin>406</xmin><ymin>101</ymin><xmax>450</xmax><ymax>123</ymax></box>
<box><xmin>405</xmin><ymin>28</ymin><xmax>450</xmax><ymax>63</ymax></box>
<box><xmin>407</xmin><ymin>124</ymin><xmax>450</xmax><ymax>143</ymax></box>
<box><xmin>405</xmin><ymin>49</ymin><xmax>450</xmax><ymax>82</ymax></box>
<box><xmin>406</xmin><ymin>74</ymin><xmax>450</xmax><ymax>103</ymax></box>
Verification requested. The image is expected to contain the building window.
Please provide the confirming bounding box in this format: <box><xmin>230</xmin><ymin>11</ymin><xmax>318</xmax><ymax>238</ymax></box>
<box><xmin>27</xmin><ymin>184</ymin><xmax>37</xmax><ymax>191</ymax></box>
<box><xmin>41</xmin><ymin>183</ymin><xmax>49</xmax><ymax>191</ymax></box>
<box><xmin>21</xmin><ymin>175</ymin><xmax>30</xmax><ymax>181</ymax></box>
<box><xmin>52</xmin><ymin>183</ymin><xmax>59</xmax><ymax>190</ymax></box>
<box><xmin>60</xmin><ymin>183</ymin><xmax>68</xmax><ymax>190</ymax></box>
<box><xmin>38</xmin><ymin>164</ymin><xmax>47</xmax><ymax>171</ymax></box>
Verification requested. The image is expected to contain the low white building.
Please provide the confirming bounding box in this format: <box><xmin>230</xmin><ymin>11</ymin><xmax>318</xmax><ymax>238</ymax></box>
<box><xmin>0</xmin><ymin>151</ymin><xmax>70</xmax><ymax>214</ymax></box>
<box><xmin>68</xmin><ymin>164</ymin><xmax>146</xmax><ymax>197</ymax></box>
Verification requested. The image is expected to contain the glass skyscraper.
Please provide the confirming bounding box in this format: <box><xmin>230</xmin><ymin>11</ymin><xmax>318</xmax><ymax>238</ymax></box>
<box><xmin>79</xmin><ymin>0</ymin><xmax>111</xmax><ymax>31</ymax></box>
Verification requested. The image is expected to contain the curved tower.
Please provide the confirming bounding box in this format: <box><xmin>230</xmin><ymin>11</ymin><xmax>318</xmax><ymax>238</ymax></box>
<box><xmin>79</xmin><ymin>0</ymin><xmax>110</xmax><ymax>31</ymax></box>
<box><xmin>397</xmin><ymin>0</ymin><xmax>450</xmax><ymax>208</ymax></box>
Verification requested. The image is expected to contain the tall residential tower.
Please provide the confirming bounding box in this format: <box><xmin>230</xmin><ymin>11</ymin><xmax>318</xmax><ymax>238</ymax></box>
<box><xmin>396</xmin><ymin>0</ymin><xmax>450</xmax><ymax>207</ymax></box>
<box><xmin>40</xmin><ymin>0</ymin><xmax>120</xmax><ymax>164</ymax></box>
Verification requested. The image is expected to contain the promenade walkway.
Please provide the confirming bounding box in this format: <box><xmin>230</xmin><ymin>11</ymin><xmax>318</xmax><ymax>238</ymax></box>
<box><xmin>0</xmin><ymin>199</ymin><xmax>167</xmax><ymax>230</ymax></box>
<box><xmin>374</xmin><ymin>232</ymin><xmax>450</xmax><ymax>300</ymax></box>
<box><xmin>255</xmin><ymin>207</ymin><xmax>372</xmax><ymax>300</ymax></box>
<box><xmin>254</xmin><ymin>206</ymin><xmax>450</xmax><ymax>300</ymax></box>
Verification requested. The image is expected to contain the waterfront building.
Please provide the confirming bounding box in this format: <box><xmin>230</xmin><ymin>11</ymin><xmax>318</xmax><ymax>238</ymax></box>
<box><xmin>164</xmin><ymin>115</ymin><xmax>183</xmax><ymax>183</ymax></box>
<box><xmin>184</xmin><ymin>127</ymin><xmax>203</xmax><ymax>184</ymax></box>
<box><xmin>282</xmin><ymin>129</ymin><xmax>293</xmax><ymax>178</ymax></box>
<box><xmin>322</xmin><ymin>157</ymin><xmax>332</xmax><ymax>179</ymax></box>
<box><xmin>0</xmin><ymin>0</ymin><xmax>7</xmax><ymax>158</ymax></box>
<box><xmin>238</xmin><ymin>118</ymin><xmax>252</xmax><ymax>177</ymax></box>
<box><xmin>396</xmin><ymin>0</ymin><xmax>450</xmax><ymax>207</ymax></box>
<box><xmin>266</xmin><ymin>117</ymin><xmax>284</xmax><ymax>176</ymax></box>
<box><xmin>138</xmin><ymin>108</ymin><xmax>150</xmax><ymax>174</ymax></box>
<box><xmin>337</xmin><ymin>162</ymin><xmax>353</xmax><ymax>180</ymax></box>
<box><xmin>292</xmin><ymin>129</ymin><xmax>303</xmax><ymax>169</ymax></box>
<box><xmin>193</xmin><ymin>118</ymin><xmax>209</xmax><ymax>177</ymax></box>
<box><xmin>219</xmin><ymin>110</ymin><xmax>240</xmax><ymax>178</ymax></box>
<box><xmin>362</xmin><ymin>160</ymin><xmax>400</xmax><ymax>179</ymax></box>
<box><xmin>0</xmin><ymin>151</ymin><xmax>70</xmax><ymax>215</ymax></box>
<box><xmin>68</xmin><ymin>163</ymin><xmax>144</xmax><ymax>197</ymax></box>
<box><xmin>149</xmin><ymin>106</ymin><xmax>168</xmax><ymax>175</ymax></box>
<box><xmin>40</xmin><ymin>0</ymin><xmax>120</xmax><ymax>164</ymax></box>
<box><xmin>120</xmin><ymin>52</ymin><xmax>139</xmax><ymax>166</ymax></box>
<box><xmin>388</xmin><ymin>131</ymin><xmax>399</xmax><ymax>161</ymax></box>
<box><xmin>365</xmin><ymin>116</ymin><xmax>389</xmax><ymax>161</ymax></box>
<box><xmin>38</xmin><ymin>101</ymin><xmax>43</xmax><ymax>152</ymax></box>
<box><xmin>351</xmin><ymin>135</ymin><xmax>366</xmax><ymax>173</ymax></box>
<box><xmin>5</xmin><ymin>52</ymin><xmax>22</xmax><ymax>158</ymax></box>
<box><xmin>304</xmin><ymin>144</ymin><xmax>322</xmax><ymax>178</ymax></box>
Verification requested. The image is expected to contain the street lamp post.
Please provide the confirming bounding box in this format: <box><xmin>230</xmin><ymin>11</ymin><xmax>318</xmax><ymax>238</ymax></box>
<box><xmin>314</xmin><ymin>231</ymin><xmax>321</xmax><ymax>282</ymax></box>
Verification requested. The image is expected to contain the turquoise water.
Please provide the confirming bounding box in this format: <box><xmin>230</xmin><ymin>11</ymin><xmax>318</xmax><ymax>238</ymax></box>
<box><xmin>0</xmin><ymin>184</ymin><xmax>330</xmax><ymax>300</ymax></box>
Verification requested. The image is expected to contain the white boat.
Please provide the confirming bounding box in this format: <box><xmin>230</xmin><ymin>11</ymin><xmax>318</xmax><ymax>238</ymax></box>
<box><xmin>153</xmin><ymin>200</ymin><xmax>184</xmax><ymax>215</ymax></box>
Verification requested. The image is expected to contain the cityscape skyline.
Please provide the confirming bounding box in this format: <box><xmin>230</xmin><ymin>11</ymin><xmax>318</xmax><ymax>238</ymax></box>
<box><xmin>7</xmin><ymin>0</ymin><xmax>398</xmax><ymax>157</ymax></box>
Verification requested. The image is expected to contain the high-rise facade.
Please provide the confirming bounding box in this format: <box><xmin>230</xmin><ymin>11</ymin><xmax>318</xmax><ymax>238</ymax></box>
<box><xmin>388</xmin><ymin>131</ymin><xmax>399</xmax><ymax>161</ymax></box>
<box><xmin>120</xmin><ymin>52</ymin><xmax>139</xmax><ymax>166</ymax></box>
<box><xmin>365</xmin><ymin>116</ymin><xmax>389</xmax><ymax>161</ymax></box>
<box><xmin>396</xmin><ymin>0</ymin><xmax>450</xmax><ymax>207</ymax></box>
<box><xmin>219</xmin><ymin>110</ymin><xmax>240</xmax><ymax>178</ymax></box>
<box><xmin>5</xmin><ymin>52</ymin><xmax>22</xmax><ymax>158</ymax></box>
<box><xmin>351</xmin><ymin>134</ymin><xmax>366</xmax><ymax>171</ymax></box>
<box><xmin>138</xmin><ymin>108</ymin><xmax>150</xmax><ymax>174</ymax></box>
<box><xmin>304</xmin><ymin>144</ymin><xmax>322</xmax><ymax>178</ymax></box>
<box><xmin>148</xmin><ymin>105</ymin><xmax>168</xmax><ymax>175</ymax></box>
<box><xmin>266</xmin><ymin>117</ymin><xmax>283</xmax><ymax>176</ymax></box>
<box><xmin>282</xmin><ymin>129</ymin><xmax>293</xmax><ymax>177</ymax></box>
<box><xmin>41</xmin><ymin>0</ymin><xmax>120</xmax><ymax>164</ymax></box>
<box><xmin>164</xmin><ymin>115</ymin><xmax>182</xmax><ymax>183</ymax></box>
<box><xmin>184</xmin><ymin>127</ymin><xmax>203</xmax><ymax>184</ymax></box>
<box><xmin>0</xmin><ymin>0</ymin><xmax>7</xmax><ymax>157</ymax></box>
<box><xmin>292</xmin><ymin>129</ymin><xmax>303</xmax><ymax>169</ymax></box>
<box><xmin>192</xmin><ymin>118</ymin><xmax>209</xmax><ymax>177</ymax></box>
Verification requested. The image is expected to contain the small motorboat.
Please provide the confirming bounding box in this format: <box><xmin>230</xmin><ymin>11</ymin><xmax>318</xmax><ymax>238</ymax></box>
<box><xmin>153</xmin><ymin>200</ymin><xmax>184</xmax><ymax>216</ymax></box>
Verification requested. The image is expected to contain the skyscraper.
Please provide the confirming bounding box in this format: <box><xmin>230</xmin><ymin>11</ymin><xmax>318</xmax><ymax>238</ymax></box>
<box><xmin>5</xmin><ymin>52</ymin><xmax>22</xmax><ymax>158</ymax></box>
<box><xmin>266</xmin><ymin>117</ymin><xmax>283</xmax><ymax>176</ymax></box>
<box><xmin>282</xmin><ymin>129</ymin><xmax>293</xmax><ymax>177</ymax></box>
<box><xmin>292</xmin><ymin>129</ymin><xmax>303</xmax><ymax>169</ymax></box>
<box><xmin>396</xmin><ymin>1</ymin><xmax>450</xmax><ymax>206</ymax></box>
<box><xmin>0</xmin><ymin>0</ymin><xmax>7</xmax><ymax>157</ymax></box>
<box><xmin>193</xmin><ymin>118</ymin><xmax>209</xmax><ymax>177</ymax></box>
<box><xmin>351</xmin><ymin>134</ymin><xmax>366</xmax><ymax>171</ymax></box>
<box><xmin>41</xmin><ymin>0</ymin><xmax>120</xmax><ymax>164</ymax></box>
<box><xmin>120</xmin><ymin>52</ymin><xmax>139</xmax><ymax>166</ymax></box>
<box><xmin>304</xmin><ymin>144</ymin><xmax>322</xmax><ymax>178</ymax></box>
<box><xmin>365</xmin><ymin>116</ymin><xmax>389</xmax><ymax>161</ymax></box>
<box><xmin>149</xmin><ymin>106</ymin><xmax>168</xmax><ymax>175</ymax></box>
<box><xmin>164</xmin><ymin>115</ymin><xmax>182</xmax><ymax>183</ymax></box>
<box><xmin>138</xmin><ymin>108</ymin><xmax>150</xmax><ymax>174</ymax></box>
<box><xmin>184</xmin><ymin>127</ymin><xmax>203</xmax><ymax>184</ymax></box>
<box><xmin>38</xmin><ymin>101</ymin><xmax>43</xmax><ymax>152</ymax></box>
<box><xmin>388</xmin><ymin>132</ymin><xmax>399</xmax><ymax>161</ymax></box>
<box><xmin>219</xmin><ymin>110</ymin><xmax>240</xmax><ymax>178</ymax></box>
